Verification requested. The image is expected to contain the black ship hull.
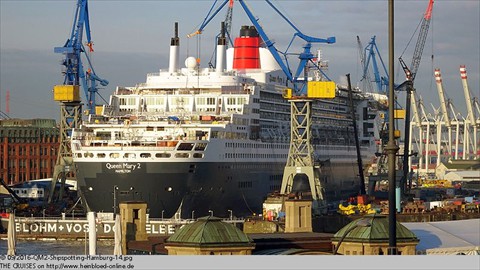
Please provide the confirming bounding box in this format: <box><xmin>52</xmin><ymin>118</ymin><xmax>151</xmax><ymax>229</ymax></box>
<box><xmin>75</xmin><ymin>159</ymin><xmax>362</xmax><ymax>219</ymax></box>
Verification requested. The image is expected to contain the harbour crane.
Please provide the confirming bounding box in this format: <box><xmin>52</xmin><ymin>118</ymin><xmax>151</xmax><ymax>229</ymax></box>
<box><xmin>190</xmin><ymin>0</ymin><xmax>336</xmax><ymax>212</ymax></box>
<box><xmin>54</xmin><ymin>0</ymin><xmax>109</xmax><ymax>114</ymax></box>
<box><xmin>460</xmin><ymin>65</ymin><xmax>479</xmax><ymax>159</ymax></box>
<box><xmin>49</xmin><ymin>0</ymin><xmax>107</xmax><ymax>205</ymax></box>
<box><xmin>398</xmin><ymin>0</ymin><xmax>434</xmax><ymax>194</ymax></box>
<box><xmin>361</xmin><ymin>36</ymin><xmax>389</xmax><ymax>94</ymax></box>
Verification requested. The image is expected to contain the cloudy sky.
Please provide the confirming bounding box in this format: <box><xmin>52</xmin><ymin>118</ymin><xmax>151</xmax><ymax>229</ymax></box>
<box><xmin>1</xmin><ymin>0</ymin><xmax>479</xmax><ymax>120</ymax></box>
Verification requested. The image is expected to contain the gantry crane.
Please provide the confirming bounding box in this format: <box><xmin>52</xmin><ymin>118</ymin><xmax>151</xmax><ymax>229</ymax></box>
<box><xmin>49</xmin><ymin>0</ymin><xmax>108</xmax><ymax>204</ymax></box>
<box><xmin>398</xmin><ymin>0</ymin><xmax>434</xmax><ymax>194</ymax></box>
<box><xmin>460</xmin><ymin>65</ymin><xmax>480</xmax><ymax>159</ymax></box>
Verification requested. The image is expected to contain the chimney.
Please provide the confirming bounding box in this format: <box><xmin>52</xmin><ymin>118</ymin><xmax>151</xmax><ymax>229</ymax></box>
<box><xmin>168</xmin><ymin>22</ymin><xmax>180</xmax><ymax>74</ymax></box>
<box><xmin>216</xmin><ymin>22</ymin><xmax>227</xmax><ymax>74</ymax></box>
<box><xmin>233</xmin><ymin>26</ymin><xmax>260</xmax><ymax>70</ymax></box>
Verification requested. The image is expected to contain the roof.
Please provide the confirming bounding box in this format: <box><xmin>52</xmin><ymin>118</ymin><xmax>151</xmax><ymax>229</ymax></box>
<box><xmin>332</xmin><ymin>214</ymin><xmax>418</xmax><ymax>243</ymax></box>
<box><xmin>253</xmin><ymin>248</ymin><xmax>331</xmax><ymax>255</ymax></box>
<box><xmin>11</xmin><ymin>180</ymin><xmax>73</xmax><ymax>189</ymax></box>
<box><xmin>440</xmin><ymin>160</ymin><xmax>480</xmax><ymax>170</ymax></box>
<box><xmin>444</xmin><ymin>171</ymin><xmax>480</xmax><ymax>181</ymax></box>
<box><xmin>165</xmin><ymin>216</ymin><xmax>254</xmax><ymax>247</ymax></box>
<box><xmin>402</xmin><ymin>219</ymin><xmax>480</xmax><ymax>252</ymax></box>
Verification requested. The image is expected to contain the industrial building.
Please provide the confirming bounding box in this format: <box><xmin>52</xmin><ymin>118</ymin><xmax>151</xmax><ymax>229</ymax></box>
<box><xmin>0</xmin><ymin>119</ymin><xmax>59</xmax><ymax>184</ymax></box>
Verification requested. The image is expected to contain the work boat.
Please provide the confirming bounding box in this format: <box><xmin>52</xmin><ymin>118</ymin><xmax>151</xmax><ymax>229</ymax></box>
<box><xmin>71</xmin><ymin>25</ymin><xmax>383</xmax><ymax>218</ymax></box>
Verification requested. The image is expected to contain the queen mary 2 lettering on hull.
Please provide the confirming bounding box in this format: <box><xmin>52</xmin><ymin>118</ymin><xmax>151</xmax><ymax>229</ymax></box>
<box><xmin>105</xmin><ymin>163</ymin><xmax>142</xmax><ymax>173</ymax></box>
<box><xmin>71</xmin><ymin>24</ymin><xmax>385</xmax><ymax>219</ymax></box>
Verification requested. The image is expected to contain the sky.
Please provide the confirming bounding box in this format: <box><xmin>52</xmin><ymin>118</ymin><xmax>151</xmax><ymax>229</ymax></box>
<box><xmin>0</xmin><ymin>0</ymin><xmax>479</xmax><ymax>120</ymax></box>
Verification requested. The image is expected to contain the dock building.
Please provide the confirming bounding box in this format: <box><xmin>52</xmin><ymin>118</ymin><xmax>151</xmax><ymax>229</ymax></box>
<box><xmin>0</xmin><ymin>119</ymin><xmax>59</xmax><ymax>184</ymax></box>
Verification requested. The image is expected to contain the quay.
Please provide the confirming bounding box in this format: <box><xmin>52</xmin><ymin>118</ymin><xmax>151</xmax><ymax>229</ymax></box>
<box><xmin>0</xmin><ymin>215</ymin><xmax>245</xmax><ymax>240</ymax></box>
<box><xmin>2</xmin><ymin>211</ymin><xmax>478</xmax><ymax>240</ymax></box>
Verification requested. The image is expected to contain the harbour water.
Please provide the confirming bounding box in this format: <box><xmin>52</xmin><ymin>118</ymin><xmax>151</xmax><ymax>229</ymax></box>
<box><xmin>0</xmin><ymin>239</ymin><xmax>114</xmax><ymax>255</ymax></box>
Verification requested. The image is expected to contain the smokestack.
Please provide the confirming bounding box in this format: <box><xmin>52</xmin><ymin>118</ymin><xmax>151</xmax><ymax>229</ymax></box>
<box><xmin>216</xmin><ymin>22</ymin><xmax>227</xmax><ymax>74</ymax></box>
<box><xmin>169</xmin><ymin>22</ymin><xmax>180</xmax><ymax>74</ymax></box>
<box><xmin>233</xmin><ymin>26</ymin><xmax>260</xmax><ymax>70</ymax></box>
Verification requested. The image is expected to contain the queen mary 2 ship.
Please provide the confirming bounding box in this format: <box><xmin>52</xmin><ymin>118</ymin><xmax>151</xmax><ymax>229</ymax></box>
<box><xmin>71</xmin><ymin>25</ymin><xmax>385</xmax><ymax>219</ymax></box>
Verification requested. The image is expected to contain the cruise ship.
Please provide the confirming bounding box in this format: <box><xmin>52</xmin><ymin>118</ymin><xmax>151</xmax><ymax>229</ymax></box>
<box><xmin>71</xmin><ymin>25</ymin><xmax>384</xmax><ymax>219</ymax></box>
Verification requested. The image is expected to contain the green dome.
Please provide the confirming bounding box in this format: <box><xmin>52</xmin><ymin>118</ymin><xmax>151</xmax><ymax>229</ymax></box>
<box><xmin>333</xmin><ymin>214</ymin><xmax>418</xmax><ymax>243</ymax></box>
<box><xmin>166</xmin><ymin>216</ymin><xmax>253</xmax><ymax>247</ymax></box>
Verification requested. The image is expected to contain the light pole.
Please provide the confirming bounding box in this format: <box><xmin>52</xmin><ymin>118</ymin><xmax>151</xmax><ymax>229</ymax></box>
<box><xmin>113</xmin><ymin>185</ymin><xmax>119</xmax><ymax>215</ymax></box>
<box><xmin>208</xmin><ymin>210</ymin><xmax>213</xmax><ymax>217</ymax></box>
<box><xmin>228</xmin><ymin>209</ymin><xmax>233</xmax><ymax>220</ymax></box>
<box><xmin>191</xmin><ymin>210</ymin><xmax>195</xmax><ymax>220</ymax></box>
<box><xmin>333</xmin><ymin>219</ymin><xmax>371</xmax><ymax>255</ymax></box>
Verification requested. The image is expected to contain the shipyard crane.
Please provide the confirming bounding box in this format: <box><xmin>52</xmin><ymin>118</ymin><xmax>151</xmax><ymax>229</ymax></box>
<box><xmin>54</xmin><ymin>0</ymin><xmax>109</xmax><ymax>114</ymax></box>
<box><xmin>357</xmin><ymin>36</ymin><xmax>372</xmax><ymax>92</ymax></box>
<box><xmin>49</xmin><ymin>0</ymin><xmax>107</xmax><ymax>205</ymax></box>
<box><xmin>190</xmin><ymin>0</ymin><xmax>336</xmax><ymax>212</ymax></box>
<box><xmin>361</xmin><ymin>36</ymin><xmax>389</xmax><ymax>94</ymax></box>
<box><xmin>237</xmin><ymin>0</ymin><xmax>337</xmax><ymax>210</ymax></box>
<box><xmin>398</xmin><ymin>0</ymin><xmax>434</xmax><ymax>194</ymax></box>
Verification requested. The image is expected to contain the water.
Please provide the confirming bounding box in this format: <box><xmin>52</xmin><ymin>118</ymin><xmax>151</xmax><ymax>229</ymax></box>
<box><xmin>0</xmin><ymin>239</ymin><xmax>114</xmax><ymax>255</ymax></box>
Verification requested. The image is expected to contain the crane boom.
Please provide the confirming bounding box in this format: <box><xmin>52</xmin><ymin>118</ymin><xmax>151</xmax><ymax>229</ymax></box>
<box><xmin>399</xmin><ymin>0</ymin><xmax>434</xmax><ymax>82</ymax></box>
<box><xmin>187</xmin><ymin>0</ymin><xmax>231</xmax><ymax>38</ymax></box>
<box><xmin>224</xmin><ymin>0</ymin><xmax>234</xmax><ymax>47</ymax></box>
<box><xmin>409</xmin><ymin>0</ymin><xmax>434</xmax><ymax>80</ymax></box>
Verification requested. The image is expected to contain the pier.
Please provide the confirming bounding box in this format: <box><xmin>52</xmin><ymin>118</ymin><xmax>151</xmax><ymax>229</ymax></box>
<box><xmin>0</xmin><ymin>215</ymin><xmax>242</xmax><ymax>240</ymax></box>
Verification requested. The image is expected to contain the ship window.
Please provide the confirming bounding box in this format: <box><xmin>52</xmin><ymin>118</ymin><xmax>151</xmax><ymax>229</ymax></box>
<box><xmin>110</xmin><ymin>153</ymin><xmax>120</xmax><ymax>158</ymax></box>
<box><xmin>207</xmin><ymin>97</ymin><xmax>216</xmax><ymax>105</ymax></box>
<box><xmin>238</xmin><ymin>181</ymin><xmax>253</xmax><ymax>188</ymax></box>
<box><xmin>194</xmin><ymin>143</ymin><xmax>207</xmax><ymax>151</ymax></box>
<box><xmin>97</xmin><ymin>153</ymin><xmax>106</xmax><ymax>158</ymax></box>
<box><xmin>96</xmin><ymin>132</ymin><xmax>111</xmax><ymax>140</ymax></box>
<box><xmin>175</xmin><ymin>153</ymin><xmax>189</xmax><ymax>158</ymax></box>
<box><xmin>237</xmin><ymin>97</ymin><xmax>245</xmax><ymax>105</ymax></box>
<box><xmin>155</xmin><ymin>153</ymin><xmax>171</xmax><ymax>158</ymax></box>
<box><xmin>193</xmin><ymin>153</ymin><xmax>204</xmax><ymax>158</ymax></box>
<box><xmin>140</xmin><ymin>153</ymin><xmax>151</xmax><ymax>158</ymax></box>
<box><xmin>177</xmin><ymin>143</ymin><xmax>194</xmax><ymax>151</ymax></box>
<box><xmin>196</xmin><ymin>97</ymin><xmax>206</xmax><ymax>105</ymax></box>
<box><xmin>227</xmin><ymin>97</ymin><xmax>236</xmax><ymax>105</ymax></box>
<box><xmin>146</xmin><ymin>126</ymin><xmax>154</xmax><ymax>131</ymax></box>
<box><xmin>84</xmin><ymin>153</ymin><xmax>94</xmax><ymax>158</ymax></box>
<box><xmin>76</xmin><ymin>153</ymin><xmax>82</xmax><ymax>158</ymax></box>
<box><xmin>124</xmin><ymin>153</ymin><xmax>136</xmax><ymax>158</ymax></box>
<box><xmin>127</xmin><ymin>97</ymin><xmax>136</xmax><ymax>105</ymax></box>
